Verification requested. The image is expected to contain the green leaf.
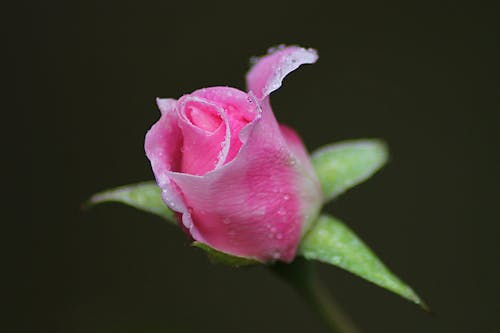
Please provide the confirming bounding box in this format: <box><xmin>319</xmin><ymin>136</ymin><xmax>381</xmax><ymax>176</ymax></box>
<box><xmin>88</xmin><ymin>183</ymin><xmax>259</xmax><ymax>267</ymax></box>
<box><xmin>87</xmin><ymin>181</ymin><xmax>176</xmax><ymax>224</ymax></box>
<box><xmin>192</xmin><ymin>242</ymin><xmax>259</xmax><ymax>267</ymax></box>
<box><xmin>299</xmin><ymin>214</ymin><xmax>426</xmax><ymax>309</ymax></box>
<box><xmin>311</xmin><ymin>139</ymin><xmax>388</xmax><ymax>202</ymax></box>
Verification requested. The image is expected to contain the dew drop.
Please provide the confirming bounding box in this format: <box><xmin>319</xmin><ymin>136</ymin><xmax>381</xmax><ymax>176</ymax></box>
<box><xmin>276</xmin><ymin>233</ymin><xmax>283</xmax><ymax>240</ymax></box>
<box><xmin>166</xmin><ymin>200</ymin><xmax>176</xmax><ymax>209</ymax></box>
<box><xmin>283</xmin><ymin>194</ymin><xmax>290</xmax><ymax>201</ymax></box>
<box><xmin>256</xmin><ymin>207</ymin><xmax>266</xmax><ymax>216</ymax></box>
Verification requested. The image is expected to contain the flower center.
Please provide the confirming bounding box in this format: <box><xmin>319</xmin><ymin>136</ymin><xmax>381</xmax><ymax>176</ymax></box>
<box><xmin>185</xmin><ymin>103</ymin><xmax>223</xmax><ymax>132</ymax></box>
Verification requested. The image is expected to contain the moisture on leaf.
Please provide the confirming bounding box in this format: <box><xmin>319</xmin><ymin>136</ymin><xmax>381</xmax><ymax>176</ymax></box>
<box><xmin>87</xmin><ymin>181</ymin><xmax>176</xmax><ymax>224</ymax></box>
<box><xmin>299</xmin><ymin>214</ymin><xmax>427</xmax><ymax>309</ymax></box>
<box><xmin>311</xmin><ymin>139</ymin><xmax>388</xmax><ymax>202</ymax></box>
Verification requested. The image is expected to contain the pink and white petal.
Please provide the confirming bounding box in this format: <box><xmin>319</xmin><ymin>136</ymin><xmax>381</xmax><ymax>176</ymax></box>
<box><xmin>191</xmin><ymin>87</ymin><xmax>256</xmax><ymax>123</ymax></box>
<box><xmin>168</xmin><ymin>102</ymin><xmax>317</xmax><ymax>262</ymax></box>
<box><xmin>246</xmin><ymin>45</ymin><xmax>318</xmax><ymax>100</ymax></box>
<box><xmin>156</xmin><ymin>98</ymin><xmax>177</xmax><ymax>114</ymax></box>
<box><xmin>280</xmin><ymin>124</ymin><xmax>310</xmax><ymax>164</ymax></box>
<box><xmin>280</xmin><ymin>124</ymin><xmax>322</xmax><ymax>235</ymax></box>
<box><xmin>177</xmin><ymin>95</ymin><xmax>230</xmax><ymax>176</ymax></box>
<box><xmin>190</xmin><ymin>87</ymin><xmax>258</xmax><ymax>163</ymax></box>
<box><xmin>145</xmin><ymin>100</ymin><xmax>209</xmax><ymax>243</ymax></box>
<box><xmin>144</xmin><ymin>103</ymin><xmax>186</xmax><ymax>213</ymax></box>
<box><xmin>145</xmin><ymin>100</ymin><xmax>182</xmax><ymax>183</ymax></box>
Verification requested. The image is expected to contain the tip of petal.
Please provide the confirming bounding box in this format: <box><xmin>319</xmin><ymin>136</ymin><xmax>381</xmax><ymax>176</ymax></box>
<box><xmin>246</xmin><ymin>45</ymin><xmax>318</xmax><ymax>99</ymax></box>
<box><xmin>262</xmin><ymin>46</ymin><xmax>318</xmax><ymax>98</ymax></box>
<box><xmin>156</xmin><ymin>98</ymin><xmax>177</xmax><ymax>114</ymax></box>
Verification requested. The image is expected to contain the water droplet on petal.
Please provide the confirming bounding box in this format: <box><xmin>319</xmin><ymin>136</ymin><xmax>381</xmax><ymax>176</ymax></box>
<box><xmin>256</xmin><ymin>207</ymin><xmax>266</xmax><ymax>216</ymax></box>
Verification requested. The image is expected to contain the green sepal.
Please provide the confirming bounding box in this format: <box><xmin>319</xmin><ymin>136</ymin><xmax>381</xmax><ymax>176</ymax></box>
<box><xmin>192</xmin><ymin>242</ymin><xmax>260</xmax><ymax>267</ymax></box>
<box><xmin>87</xmin><ymin>181</ymin><xmax>176</xmax><ymax>224</ymax></box>
<box><xmin>299</xmin><ymin>214</ymin><xmax>427</xmax><ymax>309</ymax></box>
<box><xmin>311</xmin><ymin>139</ymin><xmax>388</xmax><ymax>202</ymax></box>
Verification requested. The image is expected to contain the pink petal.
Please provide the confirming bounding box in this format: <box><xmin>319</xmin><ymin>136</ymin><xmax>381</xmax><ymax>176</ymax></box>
<box><xmin>185</xmin><ymin>104</ymin><xmax>223</xmax><ymax>131</ymax></box>
<box><xmin>246</xmin><ymin>45</ymin><xmax>318</xmax><ymax>100</ymax></box>
<box><xmin>156</xmin><ymin>98</ymin><xmax>177</xmax><ymax>114</ymax></box>
<box><xmin>176</xmin><ymin>95</ymin><xmax>230</xmax><ymax>176</ymax></box>
<box><xmin>168</xmin><ymin>100</ymin><xmax>320</xmax><ymax>262</ymax></box>
<box><xmin>190</xmin><ymin>87</ymin><xmax>257</xmax><ymax>163</ymax></box>
<box><xmin>280</xmin><ymin>124</ymin><xmax>322</xmax><ymax>235</ymax></box>
<box><xmin>146</xmin><ymin>99</ymin><xmax>182</xmax><ymax>180</ymax></box>
<box><xmin>145</xmin><ymin>100</ymin><xmax>194</xmax><ymax>233</ymax></box>
<box><xmin>280</xmin><ymin>124</ymin><xmax>311</xmax><ymax>171</ymax></box>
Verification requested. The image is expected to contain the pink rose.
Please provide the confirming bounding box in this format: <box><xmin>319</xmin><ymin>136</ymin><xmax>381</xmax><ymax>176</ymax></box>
<box><xmin>145</xmin><ymin>46</ymin><xmax>322</xmax><ymax>262</ymax></box>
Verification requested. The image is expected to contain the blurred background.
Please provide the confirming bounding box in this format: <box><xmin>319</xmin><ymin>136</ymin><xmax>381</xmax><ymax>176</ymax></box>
<box><xmin>14</xmin><ymin>0</ymin><xmax>499</xmax><ymax>332</ymax></box>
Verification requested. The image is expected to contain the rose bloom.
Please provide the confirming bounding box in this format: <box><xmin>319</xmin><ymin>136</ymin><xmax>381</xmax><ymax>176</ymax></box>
<box><xmin>145</xmin><ymin>46</ymin><xmax>322</xmax><ymax>262</ymax></box>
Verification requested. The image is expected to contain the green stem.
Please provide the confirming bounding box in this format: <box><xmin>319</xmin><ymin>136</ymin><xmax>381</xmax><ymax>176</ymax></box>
<box><xmin>270</xmin><ymin>258</ymin><xmax>361</xmax><ymax>333</ymax></box>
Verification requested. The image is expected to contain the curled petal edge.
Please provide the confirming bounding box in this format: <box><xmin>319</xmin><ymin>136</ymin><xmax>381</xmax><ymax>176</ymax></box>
<box><xmin>246</xmin><ymin>45</ymin><xmax>318</xmax><ymax>100</ymax></box>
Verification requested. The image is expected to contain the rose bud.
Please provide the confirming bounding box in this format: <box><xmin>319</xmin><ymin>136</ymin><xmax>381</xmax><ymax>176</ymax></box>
<box><xmin>145</xmin><ymin>46</ymin><xmax>322</xmax><ymax>262</ymax></box>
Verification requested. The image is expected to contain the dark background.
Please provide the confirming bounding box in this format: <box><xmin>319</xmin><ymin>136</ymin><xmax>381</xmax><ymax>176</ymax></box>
<box><xmin>14</xmin><ymin>0</ymin><xmax>499</xmax><ymax>332</ymax></box>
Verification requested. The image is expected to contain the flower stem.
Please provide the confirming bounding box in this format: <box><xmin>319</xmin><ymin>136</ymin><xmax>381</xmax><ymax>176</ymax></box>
<box><xmin>270</xmin><ymin>258</ymin><xmax>361</xmax><ymax>333</ymax></box>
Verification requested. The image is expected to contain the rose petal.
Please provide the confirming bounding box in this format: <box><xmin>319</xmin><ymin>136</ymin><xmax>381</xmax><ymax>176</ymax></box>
<box><xmin>145</xmin><ymin>100</ymin><xmax>186</xmax><ymax>215</ymax></box>
<box><xmin>280</xmin><ymin>124</ymin><xmax>322</xmax><ymax>235</ymax></box>
<box><xmin>177</xmin><ymin>95</ymin><xmax>230</xmax><ymax>175</ymax></box>
<box><xmin>167</xmin><ymin>102</ymin><xmax>318</xmax><ymax>262</ymax></box>
<box><xmin>145</xmin><ymin>99</ymin><xmax>209</xmax><ymax>242</ymax></box>
<box><xmin>156</xmin><ymin>98</ymin><xmax>177</xmax><ymax>115</ymax></box>
<box><xmin>191</xmin><ymin>87</ymin><xmax>257</xmax><ymax>163</ymax></box>
<box><xmin>246</xmin><ymin>45</ymin><xmax>318</xmax><ymax>99</ymax></box>
<box><xmin>280</xmin><ymin>124</ymin><xmax>311</xmax><ymax>171</ymax></box>
<box><xmin>146</xmin><ymin>99</ymin><xmax>182</xmax><ymax>180</ymax></box>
